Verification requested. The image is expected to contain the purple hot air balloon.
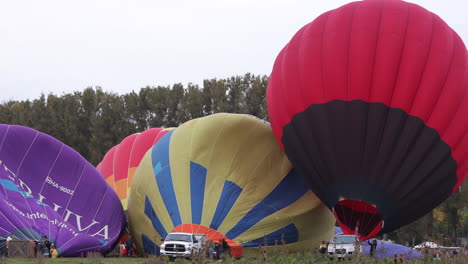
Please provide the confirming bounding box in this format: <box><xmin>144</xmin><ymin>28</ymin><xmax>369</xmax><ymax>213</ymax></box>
<box><xmin>0</xmin><ymin>125</ymin><xmax>125</xmax><ymax>257</ymax></box>
<box><xmin>334</xmin><ymin>227</ymin><xmax>421</xmax><ymax>260</ymax></box>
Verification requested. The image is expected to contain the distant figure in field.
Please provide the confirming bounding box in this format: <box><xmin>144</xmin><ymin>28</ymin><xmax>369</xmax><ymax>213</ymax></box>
<box><xmin>222</xmin><ymin>238</ymin><xmax>229</xmax><ymax>256</ymax></box>
<box><xmin>399</xmin><ymin>253</ymin><xmax>405</xmax><ymax>263</ymax></box>
<box><xmin>6</xmin><ymin>234</ymin><xmax>14</xmax><ymax>257</ymax></box>
<box><xmin>319</xmin><ymin>240</ymin><xmax>328</xmax><ymax>254</ymax></box>
<box><xmin>50</xmin><ymin>245</ymin><xmax>58</xmax><ymax>259</ymax></box>
<box><xmin>368</xmin><ymin>239</ymin><xmax>377</xmax><ymax>257</ymax></box>
<box><xmin>42</xmin><ymin>235</ymin><xmax>51</xmax><ymax>257</ymax></box>
<box><xmin>0</xmin><ymin>236</ymin><xmax>6</xmax><ymax>257</ymax></box>
<box><xmin>125</xmin><ymin>235</ymin><xmax>134</xmax><ymax>256</ymax></box>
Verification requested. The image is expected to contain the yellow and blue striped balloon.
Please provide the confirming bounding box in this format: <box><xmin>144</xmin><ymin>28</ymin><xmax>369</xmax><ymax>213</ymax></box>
<box><xmin>128</xmin><ymin>113</ymin><xmax>335</xmax><ymax>256</ymax></box>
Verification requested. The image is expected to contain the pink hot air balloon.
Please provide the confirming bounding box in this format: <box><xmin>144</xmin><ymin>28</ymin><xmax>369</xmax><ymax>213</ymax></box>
<box><xmin>97</xmin><ymin>127</ymin><xmax>174</xmax><ymax>211</ymax></box>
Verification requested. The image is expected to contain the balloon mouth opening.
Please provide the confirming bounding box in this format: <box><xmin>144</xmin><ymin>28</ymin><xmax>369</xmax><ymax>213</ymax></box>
<box><xmin>119</xmin><ymin>233</ymin><xmax>130</xmax><ymax>244</ymax></box>
<box><xmin>333</xmin><ymin>199</ymin><xmax>383</xmax><ymax>241</ymax></box>
<box><xmin>171</xmin><ymin>224</ymin><xmax>242</xmax><ymax>258</ymax></box>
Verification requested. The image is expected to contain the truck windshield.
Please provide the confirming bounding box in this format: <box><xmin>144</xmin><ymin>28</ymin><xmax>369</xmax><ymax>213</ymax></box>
<box><xmin>330</xmin><ymin>236</ymin><xmax>357</xmax><ymax>244</ymax></box>
<box><xmin>165</xmin><ymin>234</ymin><xmax>192</xmax><ymax>242</ymax></box>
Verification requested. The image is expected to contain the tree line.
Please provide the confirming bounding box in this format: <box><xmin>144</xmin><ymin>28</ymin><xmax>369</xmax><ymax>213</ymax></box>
<box><xmin>0</xmin><ymin>73</ymin><xmax>465</xmax><ymax>246</ymax></box>
<box><xmin>0</xmin><ymin>73</ymin><xmax>268</xmax><ymax>165</ymax></box>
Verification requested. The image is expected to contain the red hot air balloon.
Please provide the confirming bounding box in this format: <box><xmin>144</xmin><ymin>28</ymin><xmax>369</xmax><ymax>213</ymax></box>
<box><xmin>267</xmin><ymin>0</ymin><xmax>468</xmax><ymax>241</ymax></box>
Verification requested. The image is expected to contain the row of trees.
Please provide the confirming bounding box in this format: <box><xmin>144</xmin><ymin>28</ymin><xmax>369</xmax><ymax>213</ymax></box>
<box><xmin>0</xmin><ymin>73</ymin><xmax>465</xmax><ymax>246</ymax></box>
<box><xmin>0</xmin><ymin>73</ymin><xmax>268</xmax><ymax>165</ymax></box>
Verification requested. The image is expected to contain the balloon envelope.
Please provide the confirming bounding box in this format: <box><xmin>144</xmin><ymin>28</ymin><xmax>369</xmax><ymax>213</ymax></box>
<box><xmin>128</xmin><ymin>113</ymin><xmax>335</xmax><ymax>256</ymax></box>
<box><xmin>267</xmin><ymin>0</ymin><xmax>468</xmax><ymax>240</ymax></box>
<box><xmin>97</xmin><ymin>127</ymin><xmax>173</xmax><ymax>211</ymax></box>
<box><xmin>334</xmin><ymin>227</ymin><xmax>421</xmax><ymax>259</ymax></box>
<box><xmin>0</xmin><ymin>125</ymin><xmax>125</xmax><ymax>256</ymax></box>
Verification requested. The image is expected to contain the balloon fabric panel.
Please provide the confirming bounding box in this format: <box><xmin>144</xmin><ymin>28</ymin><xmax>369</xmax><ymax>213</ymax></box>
<box><xmin>96</xmin><ymin>146</ymin><xmax>117</xmax><ymax>188</ymax></box>
<box><xmin>0</xmin><ymin>125</ymin><xmax>125</xmax><ymax>256</ymax></box>
<box><xmin>113</xmin><ymin>134</ymin><xmax>138</xmax><ymax>206</ymax></box>
<box><xmin>128</xmin><ymin>113</ymin><xmax>335</xmax><ymax>256</ymax></box>
<box><xmin>266</xmin><ymin>0</ymin><xmax>467</xmax><ymax>240</ymax></box>
<box><xmin>97</xmin><ymin>128</ymin><xmax>174</xmax><ymax>211</ymax></box>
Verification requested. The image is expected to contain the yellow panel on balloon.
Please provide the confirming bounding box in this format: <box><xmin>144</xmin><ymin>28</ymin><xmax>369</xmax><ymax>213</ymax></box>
<box><xmin>128</xmin><ymin>113</ymin><xmax>335</xmax><ymax>256</ymax></box>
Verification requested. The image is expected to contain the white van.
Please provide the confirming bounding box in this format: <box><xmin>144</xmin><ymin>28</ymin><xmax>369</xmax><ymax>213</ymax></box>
<box><xmin>328</xmin><ymin>234</ymin><xmax>362</xmax><ymax>259</ymax></box>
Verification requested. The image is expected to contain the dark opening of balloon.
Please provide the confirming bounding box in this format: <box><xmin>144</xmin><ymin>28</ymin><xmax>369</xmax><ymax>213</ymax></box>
<box><xmin>172</xmin><ymin>224</ymin><xmax>243</xmax><ymax>258</ymax></box>
<box><xmin>333</xmin><ymin>200</ymin><xmax>383</xmax><ymax>241</ymax></box>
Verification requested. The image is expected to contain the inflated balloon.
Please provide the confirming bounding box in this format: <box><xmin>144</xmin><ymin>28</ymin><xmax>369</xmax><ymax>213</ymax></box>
<box><xmin>128</xmin><ymin>113</ymin><xmax>335</xmax><ymax>256</ymax></box>
<box><xmin>96</xmin><ymin>127</ymin><xmax>173</xmax><ymax>210</ymax></box>
<box><xmin>334</xmin><ymin>228</ymin><xmax>421</xmax><ymax>259</ymax></box>
<box><xmin>0</xmin><ymin>125</ymin><xmax>125</xmax><ymax>256</ymax></box>
<box><xmin>267</xmin><ymin>0</ymin><xmax>468</xmax><ymax>241</ymax></box>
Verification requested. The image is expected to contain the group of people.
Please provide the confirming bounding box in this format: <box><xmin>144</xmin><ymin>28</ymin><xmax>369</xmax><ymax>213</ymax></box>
<box><xmin>34</xmin><ymin>235</ymin><xmax>58</xmax><ymax>259</ymax></box>
<box><xmin>0</xmin><ymin>234</ymin><xmax>57</xmax><ymax>258</ymax></box>
<box><xmin>424</xmin><ymin>248</ymin><xmax>465</xmax><ymax>260</ymax></box>
<box><xmin>207</xmin><ymin>238</ymin><xmax>229</xmax><ymax>260</ymax></box>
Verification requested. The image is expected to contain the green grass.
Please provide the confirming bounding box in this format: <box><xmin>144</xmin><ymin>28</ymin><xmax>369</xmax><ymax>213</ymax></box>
<box><xmin>0</xmin><ymin>257</ymin><xmax>145</xmax><ymax>264</ymax></box>
<box><xmin>1</xmin><ymin>253</ymin><xmax>467</xmax><ymax>264</ymax></box>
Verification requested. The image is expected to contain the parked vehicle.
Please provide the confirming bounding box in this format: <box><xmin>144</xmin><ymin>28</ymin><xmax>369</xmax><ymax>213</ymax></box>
<box><xmin>328</xmin><ymin>234</ymin><xmax>362</xmax><ymax>259</ymax></box>
<box><xmin>160</xmin><ymin>232</ymin><xmax>206</xmax><ymax>259</ymax></box>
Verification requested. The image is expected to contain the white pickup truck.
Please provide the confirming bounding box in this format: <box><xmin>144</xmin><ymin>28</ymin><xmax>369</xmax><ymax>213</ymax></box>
<box><xmin>160</xmin><ymin>232</ymin><xmax>206</xmax><ymax>259</ymax></box>
<box><xmin>328</xmin><ymin>234</ymin><xmax>362</xmax><ymax>260</ymax></box>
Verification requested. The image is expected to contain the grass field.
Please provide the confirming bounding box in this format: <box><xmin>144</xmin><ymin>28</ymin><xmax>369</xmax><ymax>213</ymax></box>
<box><xmin>1</xmin><ymin>252</ymin><xmax>468</xmax><ymax>264</ymax></box>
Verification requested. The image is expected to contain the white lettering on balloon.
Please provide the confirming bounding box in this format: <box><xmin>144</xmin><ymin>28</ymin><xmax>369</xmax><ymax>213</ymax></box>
<box><xmin>0</xmin><ymin>160</ymin><xmax>110</xmax><ymax>240</ymax></box>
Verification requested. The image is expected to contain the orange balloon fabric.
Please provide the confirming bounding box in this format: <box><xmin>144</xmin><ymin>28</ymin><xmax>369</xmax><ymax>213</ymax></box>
<box><xmin>97</xmin><ymin>128</ymin><xmax>174</xmax><ymax>210</ymax></box>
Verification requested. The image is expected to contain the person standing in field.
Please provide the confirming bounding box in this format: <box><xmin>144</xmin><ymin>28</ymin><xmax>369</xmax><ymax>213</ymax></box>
<box><xmin>368</xmin><ymin>239</ymin><xmax>377</xmax><ymax>257</ymax></box>
<box><xmin>125</xmin><ymin>235</ymin><xmax>134</xmax><ymax>256</ymax></box>
<box><xmin>6</xmin><ymin>234</ymin><xmax>14</xmax><ymax>257</ymax></box>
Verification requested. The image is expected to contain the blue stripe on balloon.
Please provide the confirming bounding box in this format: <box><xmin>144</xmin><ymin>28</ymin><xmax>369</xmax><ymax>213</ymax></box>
<box><xmin>240</xmin><ymin>224</ymin><xmax>299</xmax><ymax>247</ymax></box>
<box><xmin>154</xmin><ymin>162</ymin><xmax>162</xmax><ymax>175</ymax></box>
<box><xmin>225</xmin><ymin>169</ymin><xmax>308</xmax><ymax>239</ymax></box>
<box><xmin>209</xmin><ymin>180</ymin><xmax>242</xmax><ymax>230</ymax></box>
<box><xmin>1</xmin><ymin>179</ymin><xmax>33</xmax><ymax>198</ymax></box>
<box><xmin>190</xmin><ymin>161</ymin><xmax>207</xmax><ymax>225</ymax></box>
<box><xmin>142</xmin><ymin>234</ymin><xmax>160</xmax><ymax>255</ymax></box>
<box><xmin>0</xmin><ymin>179</ymin><xmax>48</xmax><ymax>206</ymax></box>
<box><xmin>151</xmin><ymin>130</ymin><xmax>182</xmax><ymax>227</ymax></box>
<box><xmin>144</xmin><ymin>196</ymin><xmax>168</xmax><ymax>238</ymax></box>
<box><xmin>98</xmin><ymin>239</ymin><xmax>109</xmax><ymax>245</ymax></box>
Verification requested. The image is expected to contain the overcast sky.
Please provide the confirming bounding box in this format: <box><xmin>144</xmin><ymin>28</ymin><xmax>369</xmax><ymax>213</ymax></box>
<box><xmin>1</xmin><ymin>0</ymin><xmax>467</xmax><ymax>102</ymax></box>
